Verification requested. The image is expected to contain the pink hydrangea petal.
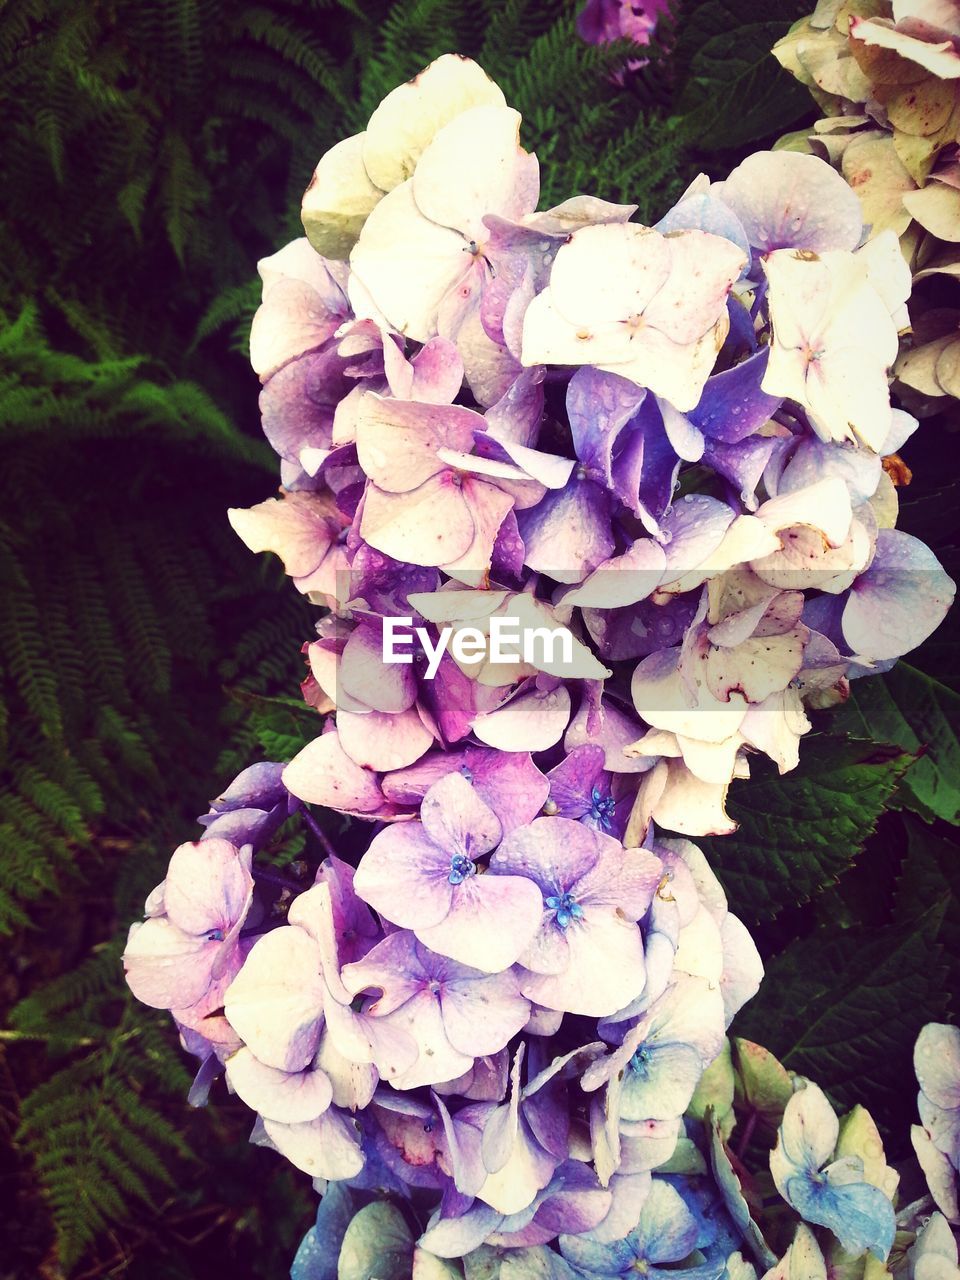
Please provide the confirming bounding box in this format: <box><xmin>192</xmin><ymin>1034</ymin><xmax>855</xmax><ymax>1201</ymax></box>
<box><xmin>355</xmin><ymin>396</ymin><xmax>479</xmax><ymax>493</ymax></box>
<box><xmin>223</xmin><ymin>927</ymin><xmax>325</xmax><ymax>1072</ymax></box>
<box><xmin>411</xmin><ymin>337</ymin><xmax>465</xmax><ymax>403</ymax></box>
<box><xmin>123</xmin><ymin>918</ymin><xmax>220</xmax><ymax>1010</ymax></box>
<box><xmin>441</xmin><ymin>970</ymin><xmax>531</xmax><ymax>1058</ymax></box>
<box><xmin>387</xmin><ymin>991</ymin><xmax>475</xmax><ymax>1090</ymax></box>
<box><xmin>228</xmin><ymin>492</ymin><xmax>340</xmax><ymax>579</ymax></box>
<box><xmin>337</xmin><ymin>706</ymin><xmax>434</xmax><ymax>772</ymax></box>
<box><xmin>473</xmin><ymin>685</ymin><xmax>571</xmax><ymax>752</ymax></box>
<box><xmin>416</xmin><ymin>872</ymin><xmax>544</xmax><ymax>972</ymax></box>
<box><xmin>353</xmin><ymin>822</ymin><xmax>454</xmax><ymax>931</ymax></box>
<box><xmin>717</xmin><ymin>151</ymin><xmax>863</xmax><ymax>253</ymax></box>
<box><xmin>163</xmin><ymin>839</ymin><xmax>253</xmax><ymax>938</ymax></box>
<box><xmin>260</xmin><ymin>1106</ymin><xmax>365</xmax><ymax>1180</ymax></box>
<box><xmin>282</xmin><ymin>730</ymin><xmax>387</xmax><ymax>815</ymax></box>
<box><xmin>420</xmin><ymin>771</ymin><xmax>503</xmax><ymax>856</ymax></box>
<box><xmin>361</xmin><ymin>474</ymin><xmax>478</xmax><ymax>567</ymax></box>
<box><xmin>339</xmin><ymin>623</ymin><xmax>418</xmax><ymax>714</ymax></box>
<box><xmin>519</xmin><ymin>909</ymin><xmax>646</xmax><ymax>1017</ymax></box>
<box><xmin>226</xmin><ymin>1046</ymin><xmax>333</xmax><ymax>1124</ymax></box>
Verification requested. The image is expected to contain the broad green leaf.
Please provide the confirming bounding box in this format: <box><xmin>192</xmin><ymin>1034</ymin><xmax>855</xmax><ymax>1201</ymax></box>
<box><xmin>338</xmin><ymin>1202</ymin><xmax>413</xmax><ymax>1280</ymax></box>
<box><xmin>701</xmin><ymin>737</ymin><xmax>912</xmax><ymax>922</ymax></box>
<box><xmin>675</xmin><ymin>0</ymin><xmax>813</xmax><ymax>149</ymax></box>
<box><xmin>832</xmin><ymin>664</ymin><xmax>960</xmax><ymax>824</ymax></box>
<box><xmin>893</xmin><ymin>818</ymin><xmax>960</xmax><ymax>972</ymax></box>
<box><xmin>734</xmin><ymin>905</ymin><xmax>949</xmax><ymax>1128</ymax></box>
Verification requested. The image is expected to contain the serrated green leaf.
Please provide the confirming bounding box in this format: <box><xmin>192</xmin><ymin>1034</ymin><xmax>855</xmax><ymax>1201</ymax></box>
<box><xmin>338</xmin><ymin>1202</ymin><xmax>413</xmax><ymax>1280</ymax></box>
<box><xmin>702</xmin><ymin>736</ymin><xmax>912</xmax><ymax>923</ymax></box>
<box><xmin>734</xmin><ymin>905</ymin><xmax>950</xmax><ymax>1134</ymax></box>
<box><xmin>831</xmin><ymin>665</ymin><xmax>960</xmax><ymax>824</ymax></box>
<box><xmin>675</xmin><ymin>0</ymin><xmax>813</xmax><ymax>149</ymax></box>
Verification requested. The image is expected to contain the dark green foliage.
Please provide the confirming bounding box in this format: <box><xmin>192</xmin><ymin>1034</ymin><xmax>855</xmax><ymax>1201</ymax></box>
<box><xmin>832</xmin><ymin>665</ymin><xmax>960</xmax><ymax>825</ymax></box>
<box><xmin>9</xmin><ymin>945</ymin><xmax>195</xmax><ymax>1271</ymax></box>
<box><xmin>734</xmin><ymin>903</ymin><xmax>951</xmax><ymax>1146</ymax></box>
<box><xmin>701</xmin><ymin>737</ymin><xmax>913</xmax><ymax>924</ymax></box>
<box><xmin>672</xmin><ymin>0</ymin><xmax>814</xmax><ymax>151</ymax></box>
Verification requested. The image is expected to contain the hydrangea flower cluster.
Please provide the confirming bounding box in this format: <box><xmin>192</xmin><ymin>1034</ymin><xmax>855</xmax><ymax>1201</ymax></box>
<box><xmin>773</xmin><ymin>0</ymin><xmax>960</xmax><ymax>410</ymax></box>
<box><xmin>124</xmin><ymin>53</ymin><xmax>955</xmax><ymax>1277</ymax></box>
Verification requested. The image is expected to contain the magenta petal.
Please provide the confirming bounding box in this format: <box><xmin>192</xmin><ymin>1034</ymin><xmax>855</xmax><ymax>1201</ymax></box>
<box><xmin>410</xmin><ymin>337</ymin><xmax>465</xmax><ymax>403</ymax></box>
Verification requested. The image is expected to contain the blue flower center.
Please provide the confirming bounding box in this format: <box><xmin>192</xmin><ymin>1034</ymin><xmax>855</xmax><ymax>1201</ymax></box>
<box><xmin>207</xmin><ymin>928</ymin><xmax>225</xmax><ymax>942</ymax></box>
<box><xmin>589</xmin><ymin>787</ymin><xmax>616</xmax><ymax>830</ymax></box>
<box><xmin>545</xmin><ymin>891</ymin><xmax>584</xmax><ymax>930</ymax></box>
<box><xmin>629</xmin><ymin>1047</ymin><xmax>652</xmax><ymax>1077</ymax></box>
<box><xmin>448</xmin><ymin>853</ymin><xmax>476</xmax><ymax>885</ymax></box>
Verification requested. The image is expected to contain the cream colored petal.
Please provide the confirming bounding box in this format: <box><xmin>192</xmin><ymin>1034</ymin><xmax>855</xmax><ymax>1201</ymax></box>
<box><xmin>362</xmin><ymin>53</ymin><xmax>506</xmax><ymax>193</ymax></box>
<box><xmin>850</xmin><ymin>16</ymin><xmax>960</xmax><ymax>78</ymax></box>
<box><xmin>301</xmin><ymin>133</ymin><xmax>384</xmax><ymax>260</ymax></box>
<box><xmin>548</xmin><ymin>222</ymin><xmax>672</xmax><ymax>329</ymax></box>
<box><xmin>904</xmin><ymin>182</ymin><xmax>960</xmax><ymax>240</ymax></box>
<box><xmin>413</xmin><ymin>105</ymin><xmax>535</xmax><ymax>240</ymax></box>
<box><xmin>349</xmin><ymin>180</ymin><xmax>470</xmax><ymax>341</ymax></box>
<box><xmin>842</xmin><ymin>134</ymin><xmax>917</xmax><ymax>238</ymax></box>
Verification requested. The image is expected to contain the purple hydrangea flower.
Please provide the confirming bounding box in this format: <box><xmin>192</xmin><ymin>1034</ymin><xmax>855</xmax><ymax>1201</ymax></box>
<box><xmin>489</xmin><ymin>817</ymin><xmax>662</xmax><ymax>1015</ymax></box>
<box><xmin>353</xmin><ymin>772</ymin><xmax>543</xmax><ymax>971</ymax></box>
<box><xmin>341</xmin><ymin>929</ymin><xmax>531</xmax><ymax>1089</ymax></box>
